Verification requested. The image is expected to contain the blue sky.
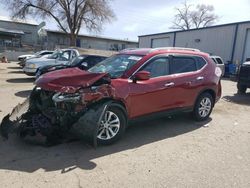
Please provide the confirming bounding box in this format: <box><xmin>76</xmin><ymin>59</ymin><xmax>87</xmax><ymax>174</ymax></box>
<box><xmin>1</xmin><ymin>0</ymin><xmax>250</xmax><ymax>41</ymax></box>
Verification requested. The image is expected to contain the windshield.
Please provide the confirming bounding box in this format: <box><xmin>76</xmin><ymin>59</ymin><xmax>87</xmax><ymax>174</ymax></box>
<box><xmin>47</xmin><ymin>51</ymin><xmax>62</xmax><ymax>59</ymax></box>
<box><xmin>34</xmin><ymin>51</ymin><xmax>41</xmax><ymax>56</ymax></box>
<box><xmin>68</xmin><ymin>56</ymin><xmax>86</xmax><ymax>66</ymax></box>
<box><xmin>88</xmin><ymin>54</ymin><xmax>143</xmax><ymax>78</ymax></box>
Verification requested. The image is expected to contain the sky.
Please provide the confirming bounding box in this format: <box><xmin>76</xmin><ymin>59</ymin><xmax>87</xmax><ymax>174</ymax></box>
<box><xmin>0</xmin><ymin>0</ymin><xmax>250</xmax><ymax>41</ymax></box>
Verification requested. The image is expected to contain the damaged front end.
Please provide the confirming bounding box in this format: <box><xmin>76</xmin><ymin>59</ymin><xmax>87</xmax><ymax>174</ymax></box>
<box><xmin>0</xmin><ymin>72</ymin><xmax>115</xmax><ymax>146</ymax></box>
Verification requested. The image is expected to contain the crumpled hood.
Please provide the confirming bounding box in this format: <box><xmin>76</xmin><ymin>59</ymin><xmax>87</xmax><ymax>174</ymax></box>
<box><xmin>35</xmin><ymin>68</ymin><xmax>109</xmax><ymax>93</ymax></box>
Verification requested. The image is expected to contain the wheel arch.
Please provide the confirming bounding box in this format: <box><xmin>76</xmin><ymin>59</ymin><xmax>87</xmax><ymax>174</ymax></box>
<box><xmin>91</xmin><ymin>98</ymin><xmax>128</xmax><ymax>124</ymax></box>
<box><xmin>195</xmin><ymin>88</ymin><xmax>216</xmax><ymax>107</ymax></box>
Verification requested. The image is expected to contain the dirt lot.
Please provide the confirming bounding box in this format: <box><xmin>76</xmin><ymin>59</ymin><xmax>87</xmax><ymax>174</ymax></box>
<box><xmin>0</xmin><ymin>63</ymin><xmax>249</xmax><ymax>188</ymax></box>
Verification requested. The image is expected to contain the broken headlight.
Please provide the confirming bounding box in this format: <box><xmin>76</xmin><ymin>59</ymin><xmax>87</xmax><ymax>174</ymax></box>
<box><xmin>52</xmin><ymin>92</ymin><xmax>81</xmax><ymax>103</ymax></box>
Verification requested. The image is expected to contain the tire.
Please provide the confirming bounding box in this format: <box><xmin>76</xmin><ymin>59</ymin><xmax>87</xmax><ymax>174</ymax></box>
<box><xmin>237</xmin><ymin>83</ymin><xmax>247</xmax><ymax>94</ymax></box>
<box><xmin>97</xmin><ymin>104</ymin><xmax>126</xmax><ymax>145</ymax></box>
<box><xmin>192</xmin><ymin>93</ymin><xmax>214</xmax><ymax>121</ymax></box>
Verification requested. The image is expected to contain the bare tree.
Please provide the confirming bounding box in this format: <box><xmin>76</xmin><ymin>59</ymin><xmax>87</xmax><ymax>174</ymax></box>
<box><xmin>171</xmin><ymin>1</ymin><xmax>218</xmax><ymax>30</ymax></box>
<box><xmin>191</xmin><ymin>4</ymin><xmax>218</xmax><ymax>28</ymax></box>
<box><xmin>7</xmin><ymin>0</ymin><xmax>115</xmax><ymax>46</ymax></box>
<box><xmin>171</xmin><ymin>1</ymin><xmax>193</xmax><ymax>30</ymax></box>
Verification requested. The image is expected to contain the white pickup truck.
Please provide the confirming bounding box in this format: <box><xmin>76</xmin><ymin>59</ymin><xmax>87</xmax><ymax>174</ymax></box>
<box><xmin>23</xmin><ymin>49</ymin><xmax>79</xmax><ymax>76</ymax></box>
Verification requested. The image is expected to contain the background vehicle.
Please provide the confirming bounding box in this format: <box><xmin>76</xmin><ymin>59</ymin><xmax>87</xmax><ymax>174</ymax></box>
<box><xmin>1</xmin><ymin>48</ymin><xmax>221</xmax><ymax>146</ymax></box>
<box><xmin>211</xmin><ymin>55</ymin><xmax>225</xmax><ymax>77</ymax></box>
<box><xmin>23</xmin><ymin>49</ymin><xmax>79</xmax><ymax>76</ymax></box>
<box><xmin>36</xmin><ymin>54</ymin><xmax>107</xmax><ymax>78</ymax></box>
<box><xmin>237</xmin><ymin>61</ymin><xmax>250</xmax><ymax>93</ymax></box>
<box><xmin>18</xmin><ymin>50</ymin><xmax>54</xmax><ymax>67</ymax></box>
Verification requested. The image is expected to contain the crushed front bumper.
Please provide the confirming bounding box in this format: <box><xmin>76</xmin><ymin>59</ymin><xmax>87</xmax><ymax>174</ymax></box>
<box><xmin>0</xmin><ymin>88</ymin><xmax>109</xmax><ymax>147</ymax></box>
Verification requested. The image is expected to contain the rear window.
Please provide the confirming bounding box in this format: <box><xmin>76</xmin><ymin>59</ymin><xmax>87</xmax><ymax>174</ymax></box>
<box><xmin>215</xmin><ymin>58</ymin><xmax>223</xmax><ymax>65</ymax></box>
<box><xmin>195</xmin><ymin>57</ymin><xmax>207</xmax><ymax>69</ymax></box>
<box><xmin>171</xmin><ymin>57</ymin><xmax>196</xmax><ymax>74</ymax></box>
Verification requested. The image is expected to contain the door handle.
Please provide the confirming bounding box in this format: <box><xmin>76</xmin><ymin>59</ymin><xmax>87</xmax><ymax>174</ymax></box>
<box><xmin>164</xmin><ymin>82</ymin><xmax>175</xmax><ymax>87</ymax></box>
<box><xmin>196</xmin><ymin>76</ymin><xmax>204</xmax><ymax>81</ymax></box>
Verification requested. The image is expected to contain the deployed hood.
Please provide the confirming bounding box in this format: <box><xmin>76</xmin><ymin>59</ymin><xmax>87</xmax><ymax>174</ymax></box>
<box><xmin>35</xmin><ymin>68</ymin><xmax>110</xmax><ymax>93</ymax></box>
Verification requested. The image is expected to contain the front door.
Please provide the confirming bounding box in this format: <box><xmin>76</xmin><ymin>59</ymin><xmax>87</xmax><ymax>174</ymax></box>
<box><xmin>128</xmin><ymin>56</ymin><xmax>177</xmax><ymax>118</ymax></box>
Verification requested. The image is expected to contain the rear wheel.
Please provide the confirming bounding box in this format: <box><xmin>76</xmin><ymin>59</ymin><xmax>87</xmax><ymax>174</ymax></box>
<box><xmin>97</xmin><ymin>105</ymin><xmax>126</xmax><ymax>145</ymax></box>
<box><xmin>193</xmin><ymin>93</ymin><xmax>214</xmax><ymax>121</ymax></box>
<box><xmin>237</xmin><ymin>83</ymin><xmax>247</xmax><ymax>94</ymax></box>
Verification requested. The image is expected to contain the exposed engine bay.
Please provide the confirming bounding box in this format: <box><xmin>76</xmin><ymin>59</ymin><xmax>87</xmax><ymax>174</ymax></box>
<box><xmin>0</xmin><ymin>76</ymin><xmax>115</xmax><ymax>147</ymax></box>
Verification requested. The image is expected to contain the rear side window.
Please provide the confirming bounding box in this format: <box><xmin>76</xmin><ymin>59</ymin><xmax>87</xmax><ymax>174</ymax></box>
<box><xmin>171</xmin><ymin>57</ymin><xmax>196</xmax><ymax>74</ymax></box>
<box><xmin>142</xmin><ymin>57</ymin><xmax>169</xmax><ymax>78</ymax></box>
<box><xmin>195</xmin><ymin>57</ymin><xmax>207</xmax><ymax>69</ymax></box>
<box><xmin>215</xmin><ymin>58</ymin><xmax>223</xmax><ymax>64</ymax></box>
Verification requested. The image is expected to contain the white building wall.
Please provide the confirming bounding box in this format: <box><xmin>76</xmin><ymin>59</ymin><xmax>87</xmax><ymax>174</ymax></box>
<box><xmin>175</xmin><ymin>25</ymin><xmax>235</xmax><ymax>62</ymax></box>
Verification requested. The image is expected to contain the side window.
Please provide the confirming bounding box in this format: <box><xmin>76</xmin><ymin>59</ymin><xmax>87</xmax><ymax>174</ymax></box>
<box><xmin>61</xmin><ymin>51</ymin><xmax>70</xmax><ymax>60</ymax></box>
<box><xmin>216</xmin><ymin>58</ymin><xmax>223</xmax><ymax>65</ymax></box>
<box><xmin>141</xmin><ymin>57</ymin><xmax>169</xmax><ymax>78</ymax></box>
<box><xmin>85</xmin><ymin>57</ymin><xmax>98</xmax><ymax>67</ymax></box>
<box><xmin>211</xmin><ymin>58</ymin><xmax>217</xmax><ymax>64</ymax></box>
<box><xmin>71</xmin><ymin>51</ymin><xmax>77</xmax><ymax>59</ymax></box>
<box><xmin>196</xmin><ymin>57</ymin><xmax>207</xmax><ymax>69</ymax></box>
<box><xmin>171</xmin><ymin>57</ymin><xmax>197</xmax><ymax>74</ymax></box>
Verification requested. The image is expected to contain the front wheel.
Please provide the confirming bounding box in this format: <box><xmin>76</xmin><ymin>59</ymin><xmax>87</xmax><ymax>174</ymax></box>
<box><xmin>192</xmin><ymin>93</ymin><xmax>214</xmax><ymax>121</ymax></box>
<box><xmin>97</xmin><ymin>105</ymin><xmax>126</xmax><ymax>145</ymax></box>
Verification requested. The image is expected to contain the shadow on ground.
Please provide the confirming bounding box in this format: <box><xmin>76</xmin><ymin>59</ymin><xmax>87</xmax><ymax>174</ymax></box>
<box><xmin>7</xmin><ymin>66</ymin><xmax>22</xmax><ymax>70</ymax></box>
<box><xmin>222</xmin><ymin>92</ymin><xmax>250</xmax><ymax>106</ymax></box>
<box><xmin>6</xmin><ymin>77</ymin><xmax>35</xmax><ymax>83</ymax></box>
<box><xmin>15</xmin><ymin>90</ymin><xmax>32</xmax><ymax>98</ymax></box>
<box><xmin>0</xmin><ymin>114</ymin><xmax>211</xmax><ymax>173</ymax></box>
<box><xmin>8</xmin><ymin>70</ymin><xmax>25</xmax><ymax>74</ymax></box>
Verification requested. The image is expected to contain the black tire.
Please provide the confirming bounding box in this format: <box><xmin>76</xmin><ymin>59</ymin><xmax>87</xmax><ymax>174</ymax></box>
<box><xmin>237</xmin><ymin>83</ymin><xmax>247</xmax><ymax>94</ymax></box>
<box><xmin>192</xmin><ymin>93</ymin><xmax>214</xmax><ymax>121</ymax></box>
<box><xmin>97</xmin><ymin>104</ymin><xmax>126</xmax><ymax>145</ymax></box>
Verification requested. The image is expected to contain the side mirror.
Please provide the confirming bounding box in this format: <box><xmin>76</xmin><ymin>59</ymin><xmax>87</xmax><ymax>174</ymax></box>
<box><xmin>133</xmin><ymin>71</ymin><xmax>150</xmax><ymax>82</ymax></box>
<box><xmin>81</xmin><ymin>62</ymin><xmax>88</xmax><ymax>68</ymax></box>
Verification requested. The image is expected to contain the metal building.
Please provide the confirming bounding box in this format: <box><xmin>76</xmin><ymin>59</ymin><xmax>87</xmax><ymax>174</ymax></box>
<box><xmin>0</xmin><ymin>17</ymin><xmax>138</xmax><ymax>51</ymax></box>
<box><xmin>139</xmin><ymin>21</ymin><xmax>250</xmax><ymax>63</ymax></box>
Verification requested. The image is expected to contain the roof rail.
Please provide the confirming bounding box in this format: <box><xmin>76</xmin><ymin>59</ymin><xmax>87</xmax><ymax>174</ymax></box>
<box><xmin>119</xmin><ymin>48</ymin><xmax>152</xmax><ymax>52</ymax></box>
<box><xmin>152</xmin><ymin>47</ymin><xmax>201</xmax><ymax>52</ymax></box>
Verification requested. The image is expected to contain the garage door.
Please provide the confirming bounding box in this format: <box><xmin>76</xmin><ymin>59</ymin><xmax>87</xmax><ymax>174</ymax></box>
<box><xmin>151</xmin><ymin>37</ymin><xmax>171</xmax><ymax>48</ymax></box>
<box><xmin>243</xmin><ymin>29</ymin><xmax>250</xmax><ymax>62</ymax></box>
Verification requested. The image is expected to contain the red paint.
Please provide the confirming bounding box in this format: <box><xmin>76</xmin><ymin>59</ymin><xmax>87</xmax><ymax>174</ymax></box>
<box><xmin>36</xmin><ymin>49</ymin><xmax>221</xmax><ymax>119</ymax></box>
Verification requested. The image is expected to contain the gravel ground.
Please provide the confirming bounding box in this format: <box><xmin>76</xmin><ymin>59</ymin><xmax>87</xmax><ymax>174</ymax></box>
<box><xmin>0</xmin><ymin>63</ymin><xmax>250</xmax><ymax>188</ymax></box>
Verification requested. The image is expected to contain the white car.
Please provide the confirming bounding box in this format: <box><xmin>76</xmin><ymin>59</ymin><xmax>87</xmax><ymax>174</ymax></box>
<box><xmin>210</xmin><ymin>56</ymin><xmax>225</xmax><ymax>77</ymax></box>
<box><xmin>18</xmin><ymin>50</ymin><xmax>54</xmax><ymax>62</ymax></box>
<box><xmin>23</xmin><ymin>49</ymin><xmax>79</xmax><ymax>76</ymax></box>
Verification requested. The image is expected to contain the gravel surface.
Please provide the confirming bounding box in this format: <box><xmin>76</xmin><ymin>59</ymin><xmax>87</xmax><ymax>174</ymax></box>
<box><xmin>0</xmin><ymin>63</ymin><xmax>249</xmax><ymax>188</ymax></box>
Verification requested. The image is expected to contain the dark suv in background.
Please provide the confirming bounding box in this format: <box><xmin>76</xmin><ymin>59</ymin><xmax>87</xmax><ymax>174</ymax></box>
<box><xmin>1</xmin><ymin>48</ymin><xmax>222</xmax><ymax>146</ymax></box>
<box><xmin>237</xmin><ymin>61</ymin><xmax>250</xmax><ymax>93</ymax></box>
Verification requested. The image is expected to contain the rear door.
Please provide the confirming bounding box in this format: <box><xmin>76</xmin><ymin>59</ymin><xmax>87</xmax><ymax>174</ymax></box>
<box><xmin>169</xmin><ymin>55</ymin><xmax>206</xmax><ymax>108</ymax></box>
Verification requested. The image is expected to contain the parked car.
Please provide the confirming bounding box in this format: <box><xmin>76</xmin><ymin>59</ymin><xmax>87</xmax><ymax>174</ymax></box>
<box><xmin>36</xmin><ymin>54</ymin><xmax>107</xmax><ymax>78</ymax></box>
<box><xmin>23</xmin><ymin>49</ymin><xmax>79</xmax><ymax>76</ymax></box>
<box><xmin>237</xmin><ymin>61</ymin><xmax>250</xmax><ymax>93</ymax></box>
<box><xmin>18</xmin><ymin>50</ymin><xmax>54</xmax><ymax>67</ymax></box>
<box><xmin>210</xmin><ymin>56</ymin><xmax>225</xmax><ymax>77</ymax></box>
<box><xmin>1</xmin><ymin>47</ymin><xmax>222</xmax><ymax>146</ymax></box>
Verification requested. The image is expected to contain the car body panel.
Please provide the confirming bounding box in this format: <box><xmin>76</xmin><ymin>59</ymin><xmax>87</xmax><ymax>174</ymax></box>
<box><xmin>36</xmin><ymin>68</ymin><xmax>109</xmax><ymax>93</ymax></box>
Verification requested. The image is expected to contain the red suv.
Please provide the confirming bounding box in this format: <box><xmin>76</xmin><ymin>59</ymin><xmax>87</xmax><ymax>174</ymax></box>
<box><xmin>1</xmin><ymin>48</ymin><xmax>221</xmax><ymax>146</ymax></box>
